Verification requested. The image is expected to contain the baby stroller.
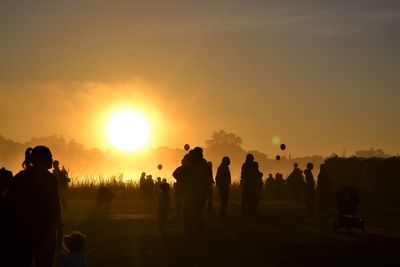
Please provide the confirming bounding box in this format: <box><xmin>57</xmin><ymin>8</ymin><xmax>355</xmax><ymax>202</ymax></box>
<box><xmin>334</xmin><ymin>186</ymin><xmax>364</xmax><ymax>232</ymax></box>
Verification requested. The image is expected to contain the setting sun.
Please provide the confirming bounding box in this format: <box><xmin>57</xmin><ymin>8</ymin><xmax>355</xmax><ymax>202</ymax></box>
<box><xmin>107</xmin><ymin>110</ymin><xmax>150</xmax><ymax>151</ymax></box>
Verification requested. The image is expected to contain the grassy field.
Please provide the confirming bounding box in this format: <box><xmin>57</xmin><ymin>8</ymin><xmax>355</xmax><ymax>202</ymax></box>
<box><xmin>57</xmin><ymin>187</ymin><xmax>400</xmax><ymax>267</ymax></box>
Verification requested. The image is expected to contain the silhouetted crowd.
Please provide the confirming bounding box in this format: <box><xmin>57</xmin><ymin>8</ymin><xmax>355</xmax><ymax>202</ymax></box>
<box><xmin>3</xmin><ymin>144</ymin><xmax>387</xmax><ymax>266</ymax></box>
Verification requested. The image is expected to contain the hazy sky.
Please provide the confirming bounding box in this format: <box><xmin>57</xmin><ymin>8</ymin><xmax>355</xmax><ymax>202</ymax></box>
<box><xmin>1</xmin><ymin>0</ymin><xmax>399</xmax><ymax>156</ymax></box>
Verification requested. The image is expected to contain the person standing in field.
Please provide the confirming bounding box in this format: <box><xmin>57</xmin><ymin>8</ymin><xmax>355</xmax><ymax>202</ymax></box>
<box><xmin>287</xmin><ymin>163</ymin><xmax>304</xmax><ymax>202</ymax></box>
<box><xmin>181</xmin><ymin>147</ymin><xmax>211</xmax><ymax>234</ymax></box>
<box><xmin>157</xmin><ymin>182</ymin><xmax>171</xmax><ymax>233</ymax></box>
<box><xmin>53</xmin><ymin>160</ymin><xmax>70</xmax><ymax>212</ymax></box>
<box><xmin>304</xmin><ymin>163</ymin><xmax>315</xmax><ymax>212</ymax></box>
<box><xmin>3</xmin><ymin>146</ymin><xmax>63</xmax><ymax>267</ymax></box>
<box><xmin>275</xmin><ymin>173</ymin><xmax>286</xmax><ymax>200</ymax></box>
<box><xmin>253</xmin><ymin>162</ymin><xmax>263</xmax><ymax>216</ymax></box>
<box><xmin>172</xmin><ymin>154</ymin><xmax>189</xmax><ymax>218</ymax></box>
<box><xmin>265</xmin><ymin>173</ymin><xmax>276</xmax><ymax>200</ymax></box>
<box><xmin>205</xmin><ymin>161</ymin><xmax>215</xmax><ymax>215</ymax></box>
<box><xmin>240</xmin><ymin>154</ymin><xmax>261</xmax><ymax>217</ymax></box>
<box><xmin>215</xmin><ymin>156</ymin><xmax>231</xmax><ymax>217</ymax></box>
<box><xmin>317</xmin><ymin>164</ymin><xmax>332</xmax><ymax>213</ymax></box>
<box><xmin>0</xmin><ymin>167</ymin><xmax>13</xmax><ymax>195</ymax></box>
<box><xmin>155</xmin><ymin>177</ymin><xmax>162</xmax><ymax>194</ymax></box>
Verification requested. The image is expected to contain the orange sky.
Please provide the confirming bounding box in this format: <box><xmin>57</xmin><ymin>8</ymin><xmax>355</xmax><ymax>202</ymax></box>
<box><xmin>1</xmin><ymin>1</ymin><xmax>399</xmax><ymax>157</ymax></box>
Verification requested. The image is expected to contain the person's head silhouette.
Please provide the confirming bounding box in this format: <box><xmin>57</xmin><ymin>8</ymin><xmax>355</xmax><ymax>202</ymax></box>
<box><xmin>22</xmin><ymin>146</ymin><xmax>53</xmax><ymax>170</ymax></box>
<box><xmin>192</xmin><ymin>147</ymin><xmax>203</xmax><ymax>159</ymax></box>
<box><xmin>222</xmin><ymin>156</ymin><xmax>230</xmax><ymax>166</ymax></box>
<box><xmin>53</xmin><ymin>160</ymin><xmax>60</xmax><ymax>169</ymax></box>
<box><xmin>246</xmin><ymin>154</ymin><xmax>254</xmax><ymax>162</ymax></box>
<box><xmin>306</xmin><ymin>163</ymin><xmax>313</xmax><ymax>170</ymax></box>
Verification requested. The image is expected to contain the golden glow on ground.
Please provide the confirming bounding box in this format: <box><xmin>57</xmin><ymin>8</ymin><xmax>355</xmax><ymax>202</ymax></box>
<box><xmin>107</xmin><ymin>110</ymin><xmax>151</xmax><ymax>152</ymax></box>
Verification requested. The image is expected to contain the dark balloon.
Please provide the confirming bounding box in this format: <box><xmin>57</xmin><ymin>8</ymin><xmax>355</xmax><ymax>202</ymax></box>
<box><xmin>157</xmin><ymin>164</ymin><xmax>163</xmax><ymax>170</ymax></box>
<box><xmin>280</xmin><ymin>144</ymin><xmax>286</xmax><ymax>151</ymax></box>
<box><xmin>184</xmin><ymin>144</ymin><xmax>190</xmax><ymax>151</ymax></box>
<box><xmin>276</xmin><ymin>155</ymin><xmax>281</xmax><ymax>161</ymax></box>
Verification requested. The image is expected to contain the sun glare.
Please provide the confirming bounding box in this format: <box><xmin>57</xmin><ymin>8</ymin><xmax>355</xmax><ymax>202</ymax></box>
<box><xmin>107</xmin><ymin>110</ymin><xmax>151</xmax><ymax>152</ymax></box>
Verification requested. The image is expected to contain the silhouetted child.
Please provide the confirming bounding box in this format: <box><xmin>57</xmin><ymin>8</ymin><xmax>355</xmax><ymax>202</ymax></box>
<box><xmin>158</xmin><ymin>182</ymin><xmax>171</xmax><ymax>233</ymax></box>
<box><xmin>62</xmin><ymin>231</ymin><xmax>87</xmax><ymax>267</ymax></box>
<box><xmin>155</xmin><ymin>177</ymin><xmax>162</xmax><ymax>193</ymax></box>
<box><xmin>96</xmin><ymin>185</ymin><xmax>115</xmax><ymax>209</ymax></box>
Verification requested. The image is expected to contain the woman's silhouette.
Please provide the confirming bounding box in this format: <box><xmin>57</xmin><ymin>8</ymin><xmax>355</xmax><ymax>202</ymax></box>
<box><xmin>5</xmin><ymin>146</ymin><xmax>63</xmax><ymax>267</ymax></box>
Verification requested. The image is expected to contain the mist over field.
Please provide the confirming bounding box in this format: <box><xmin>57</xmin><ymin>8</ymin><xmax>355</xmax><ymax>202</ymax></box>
<box><xmin>1</xmin><ymin>130</ymin><xmax>395</xmax><ymax>183</ymax></box>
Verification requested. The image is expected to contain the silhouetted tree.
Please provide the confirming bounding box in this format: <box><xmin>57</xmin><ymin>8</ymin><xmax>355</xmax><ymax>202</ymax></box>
<box><xmin>355</xmin><ymin>148</ymin><xmax>390</xmax><ymax>158</ymax></box>
<box><xmin>206</xmin><ymin>130</ymin><xmax>243</xmax><ymax>147</ymax></box>
<box><xmin>205</xmin><ymin>130</ymin><xmax>246</xmax><ymax>180</ymax></box>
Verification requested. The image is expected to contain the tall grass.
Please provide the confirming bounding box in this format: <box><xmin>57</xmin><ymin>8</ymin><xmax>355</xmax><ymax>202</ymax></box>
<box><xmin>65</xmin><ymin>174</ymin><xmax>270</xmax><ymax>201</ymax></box>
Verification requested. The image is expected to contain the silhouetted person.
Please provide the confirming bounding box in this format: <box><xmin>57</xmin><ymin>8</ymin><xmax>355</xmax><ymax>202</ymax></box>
<box><xmin>182</xmin><ymin>147</ymin><xmax>211</xmax><ymax>234</ymax></box>
<box><xmin>3</xmin><ymin>146</ymin><xmax>63</xmax><ymax>267</ymax></box>
<box><xmin>146</xmin><ymin>175</ymin><xmax>155</xmax><ymax>193</ymax></box>
<box><xmin>215</xmin><ymin>157</ymin><xmax>231</xmax><ymax>217</ymax></box>
<box><xmin>52</xmin><ymin>160</ymin><xmax>70</xmax><ymax>212</ymax></box>
<box><xmin>139</xmin><ymin>172</ymin><xmax>146</xmax><ymax>200</ymax></box>
<box><xmin>240</xmin><ymin>154</ymin><xmax>261</xmax><ymax>217</ymax></box>
<box><xmin>317</xmin><ymin>164</ymin><xmax>332</xmax><ymax>213</ymax></box>
<box><xmin>96</xmin><ymin>185</ymin><xmax>115</xmax><ymax>209</ymax></box>
<box><xmin>265</xmin><ymin>173</ymin><xmax>276</xmax><ymax>200</ymax></box>
<box><xmin>253</xmin><ymin>162</ymin><xmax>263</xmax><ymax>215</ymax></box>
<box><xmin>205</xmin><ymin>161</ymin><xmax>215</xmax><ymax>215</ymax></box>
<box><xmin>155</xmin><ymin>177</ymin><xmax>162</xmax><ymax>194</ymax></box>
<box><xmin>287</xmin><ymin>163</ymin><xmax>304</xmax><ymax>202</ymax></box>
<box><xmin>241</xmin><ymin>154</ymin><xmax>253</xmax><ymax>216</ymax></box>
<box><xmin>0</xmin><ymin>167</ymin><xmax>13</xmax><ymax>239</ymax></box>
<box><xmin>61</xmin><ymin>231</ymin><xmax>87</xmax><ymax>267</ymax></box>
<box><xmin>143</xmin><ymin>175</ymin><xmax>155</xmax><ymax>206</ymax></box>
<box><xmin>158</xmin><ymin>182</ymin><xmax>171</xmax><ymax>233</ymax></box>
<box><xmin>0</xmin><ymin>167</ymin><xmax>13</xmax><ymax>195</ymax></box>
<box><xmin>304</xmin><ymin>163</ymin><xmax>315</xmax><ymax>212</ymax></box>
<box><xmin>275</xmin><ymin>173</ymin><xmax>286</xmax><ymax>200</ymax></box>
<box><xmin>172</xmin><ymin>155</ymin><xmax>189</xmax><ymax>218</ymax></box>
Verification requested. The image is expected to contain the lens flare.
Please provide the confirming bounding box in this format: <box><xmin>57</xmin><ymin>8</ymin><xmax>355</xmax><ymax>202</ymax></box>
<box><xmin>272</xmin><ymin>136</ymin><xmax>281</xmax><ymax>146</ymax></box>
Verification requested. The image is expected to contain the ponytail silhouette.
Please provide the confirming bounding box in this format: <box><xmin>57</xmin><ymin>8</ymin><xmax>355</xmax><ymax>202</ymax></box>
<box><xmin>22</xmin><ymin>146</ymin><xmax>53</xmax><ymax>170</ymax></box>
<box><xmin>22</xmin><ymin>147</ymin><xmax>33</xmax><ymax>169</ymax></box>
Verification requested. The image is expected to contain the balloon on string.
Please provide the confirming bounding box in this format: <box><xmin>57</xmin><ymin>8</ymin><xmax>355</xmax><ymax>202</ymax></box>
<box><xmin>184</xmin><ymin>144</ymin><xmax>190</xmax><ymax>151</ymax></box>
<box><xmin>280</xmin><ymin>144</ymin><xmax>286</xmax><ymax>151</ymax></box>
<box><xmin>157</xmin><ymin>164</ymin><xmax>163</xmax><ymax>170</ymax></box>
<box><xmin>276</xmin><ymin>155</ymin><xmax>281</xmax><ymax>161</ymax></box>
